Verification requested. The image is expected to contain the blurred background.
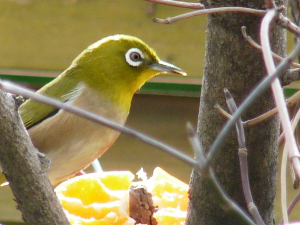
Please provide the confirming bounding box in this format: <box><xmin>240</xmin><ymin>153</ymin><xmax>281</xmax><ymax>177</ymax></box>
<box><xmin>0</xmin><ymin>0</ymin><xmax>299</xmax><ymax>224</ymax></box>
<box><xmin>0</xmin><ymin>0</ymin><xmax>204</xmax><ymax>75</ymax></box>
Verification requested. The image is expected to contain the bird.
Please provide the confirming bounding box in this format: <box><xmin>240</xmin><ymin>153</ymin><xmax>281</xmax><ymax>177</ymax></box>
<box><xmin>0</xmin><ymin>34</ymin><xmax>186</xmax><ymax>186</ymax></box>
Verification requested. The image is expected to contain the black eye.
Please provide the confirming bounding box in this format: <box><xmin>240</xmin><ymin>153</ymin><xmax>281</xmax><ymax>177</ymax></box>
<box><xmin>125</xmin><ymin>48</ymin><xmax>144</xmax><ymax>67</ymax></box>
<box><xmin>130</xmin><ymin>52</ymin><xmax>142</xmax><ymax>62</ymax></box>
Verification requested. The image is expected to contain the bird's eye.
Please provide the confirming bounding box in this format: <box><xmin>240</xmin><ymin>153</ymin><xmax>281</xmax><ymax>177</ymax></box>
<box><xmin>125</xmin><ymin>48</ymin><xmax>144</xmax><ymax>67</ymax></box>
<box><xmin>130</xmin><ymin>52</ymin><xmax>141</xmax><ymax>61</ymax></box>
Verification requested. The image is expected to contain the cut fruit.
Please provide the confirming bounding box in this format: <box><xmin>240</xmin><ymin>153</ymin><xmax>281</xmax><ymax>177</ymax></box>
<box><xmin>55</xmin><ymin>167</ymin><xmax>188</xmax><ymax>225</ymax></box>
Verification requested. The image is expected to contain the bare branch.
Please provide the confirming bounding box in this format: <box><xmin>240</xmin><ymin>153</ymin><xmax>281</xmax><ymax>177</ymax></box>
<box><xmin>285</xmin><ymin>192</ymin><xmax>300</xmax><ymax>221</ymax></box>
<box><xmin>187</xmin><ymin>123</ymin><xmax>255</xmax><ymax>225</ymax></box>
<box><xmin>245</xmin><ymin>91</ymin><xmax>300</xmax><ymax>127</ymax></box>
<box><xmin>0</xmin><ymin>91</ymin><xmax>70</xmax><ymax>225</ymax></box>
<box><xmin>241</xmin><ymin>26</ymin><xmax>300</xmax><ymax>69</ymax></box>
<box><xmin>0</xmin><ymin>80</ymin><xmax>198</xmax><ymax>170</ymax></box>
<box><xmin>147</xmin><ymin>0</ymin><xmax>300</xmax><ymax>39</ymax></box>
<box><xmin>246</xmin><ymin>91</ymin><xmax>300</xmax><ymax>127</ymax></box>
<box><xmin>277</xmin><ymin>14</ymin><xmax>300</xmax><ymax>37</ymax></box>
<box><xmin>153</xmin><ymin>7</ymin><xmax>265</xmax><ymax>24</ymax></box>
<box><xmin>224</xmin><ymin>89</ymin><xmax>245</xmax><ymax>147</ymax></box>
<box><xmin>216</xmin><ymin>88</ymin><xmax>300</xmax><ymax>131</ymax></box>
<box><xmin>261</xmin><ymin>9</ymin><xmax>300</xmax><ymax>185</ymax></box>
<box><xmin>243</xmin><ymin>108</ymin><xmax>278</xmax><ymax>127</ymax></box>
<box><xmin>216</xmin><ymin>101</ymin><xmax>280</xmax><ymax>127</ymax></box>
<box><xmin>214</xmin><ymin>104</ymin><xmax>232</xmax><ymax>120</ymax></box>
<box><xmin>204</xmin><ymin>31</ymin><xmax>300</xmax><ymax>170</ymax></box>
<box><xmin>241</xmin><ymin>26</ymin><xmax>300</xmax><ymax>85</ymax></box>
<box><xmin>207</xmin><ymin>169</ymin><xmax>256</xmax><ymax>225</ymax></box>
<box><xmin>144</xmin><ymin>0</ymin><xmax>204</xmax><ymax>9</ymax></box>
<box><xmin>186</xmin><ymin>122</ymin><xmax>205</xmax><ymax>169</ymax></box>
<box><xmin>281</xmin><ymin>141</ymin><xmax>289</xmax><ymax>224</ymax></box>
<box><xmin>279</xmin><ymin>105</ymin><xmax>300</xmax><ymax>224</ymax></box>
<box><xmin>0</xmin><ymin>80</ymin><xmax>255</xmax><ymax>225</ymax></box>
<box><xmin>224</xmin><ymin>89</ymin><xmax>265</xmax><ymax>225</ymax></box>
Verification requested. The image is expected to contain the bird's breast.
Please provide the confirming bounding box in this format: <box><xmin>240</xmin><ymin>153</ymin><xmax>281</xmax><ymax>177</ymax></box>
<box><xmin>28</xmin><ymin>86</ymin><xmax>130</xmax><ymax>186</ymax></box>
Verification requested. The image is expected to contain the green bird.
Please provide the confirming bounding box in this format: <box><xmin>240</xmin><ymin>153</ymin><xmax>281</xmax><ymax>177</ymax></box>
<box><xmin>0</xmin><ymin>35</ymin><xmax>186</xmax><ymax>186</ymax></box>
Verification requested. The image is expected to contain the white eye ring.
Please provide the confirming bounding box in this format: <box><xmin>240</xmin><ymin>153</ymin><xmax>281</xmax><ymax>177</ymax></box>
<box><xmin>125</xmin><ymin>48</ymin><xmax>144</xmax><ymax>67</ymax></box>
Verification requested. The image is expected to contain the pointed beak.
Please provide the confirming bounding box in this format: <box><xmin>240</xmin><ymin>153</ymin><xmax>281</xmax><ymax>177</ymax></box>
<box><xmin>150</xmin><ymin>60</ymin><xmax>187</xmax><ymax>76</ymax></box>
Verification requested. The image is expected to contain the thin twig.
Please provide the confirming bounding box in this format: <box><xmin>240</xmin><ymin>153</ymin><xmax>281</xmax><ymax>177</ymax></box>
<box><xmin>261</xmin><ymin>9</ymin><xmax>300</xmax><ymax>224</ymax></box>
<box><xmin>287</xmin><ymin>192</ymin><xmax>300</xmax><ymax>218</ymax></box>
<box><xmin>277</xmin><ymin>14</ymin><xmax>300</xmax><ymax>37</ymax></box>
<box><xmin>0</xmin><ymin>80</ymin><xmax>198</xmax><ymax>170</ymax></box>
<box><xmin>153</xmin><ymin>7</ymin><xmax>265</xmax><ymax>24</ymax></box>
<box><xmin>187</xmin><ymin>124</ymin><xmax>255</xmax><ymax>225</ymax></box>
<box><xmin>187</xmin><ymin>122</ymin><xmax>205</xmax><ymax>169</ymax></box>
<box><xmin>243</xmin><ymin>108</ymin><xmax>278</xmax><ymax>126</ymax></box>
<box><xmin>215</xmin><ymin>103</ymin><xmax>278</xmax><ymax>127</ymax></box>
<box><xmin>214</xmin><ymin>104</ymin><xmax>232</xmax><ymax>120</ymax></box>
<box><xmin>241</xmin><ymin>26</ymin><xmax>300</xmax><ymax>69</ymax></box>
<box><xmin>216</xmin><ymin>89</ymin><xmax>300</xmax><ymax>130</ymax></box>
<box><xmin>287</xmin><ymin>91</ymin><xmax>300</xmax><ymax>107</ymax></box>
<box><xmin>224</xmin><ymin>89</ymin><xmax>265</xmax><ymax>225</ymax></box>
<box><xmin>208</xmin><ymin>169</ymin><xmax>256</xmax><ymax>225</ymax></box>
<box><xmin>281</xmin><ymin>141</ymin><xmax>289</xmax><ymax>225</ymax></box>
<box><xmin>280</xmin><ymin>105</ymin><xmax>300</xmax><ymax>225</ymax></box>
<box><xmin>204</xmin><ymin>31</ymin><xmax>300</xmax><ymax>170</ymax></box>
<box><xmin>245</xmin><ymin>91</ymin><xmax>300</xmax><ymax>127</ymax></box>
<box><xmin>144</xmin><ymin>0</ymin><xmax>204</xmax><ymax>9</ymax></box>
<box><xmin>261</xmin><ymin>9</ymin><xmax>300</xmax><ymax>193</ymax></box>
<box><xmin>149</xmin><ymin>1</ymin><xmax>300</xmax><ymax>38</ymax></box>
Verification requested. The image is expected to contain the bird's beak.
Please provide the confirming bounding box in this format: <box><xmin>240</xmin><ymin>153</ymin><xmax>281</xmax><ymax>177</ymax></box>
<box><xmin>150</xmin><ymin>60</ymin><xmax>187</xmax><ymax>76</ymax></box>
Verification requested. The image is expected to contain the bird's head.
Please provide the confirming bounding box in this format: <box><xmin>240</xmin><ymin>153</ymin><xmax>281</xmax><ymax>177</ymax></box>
<box><xmin>70</xmin><ymin>35</ymin><xmax>186</xmax><ymax>95</ymax></box>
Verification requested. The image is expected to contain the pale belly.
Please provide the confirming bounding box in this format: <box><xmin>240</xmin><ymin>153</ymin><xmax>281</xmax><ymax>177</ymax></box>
<box><xmin>28</xmin><ymin>87</ymin><xmax>129</xmax><ymax>186</ymax></box>
<box><xmin>29</xmin><ymin>115</ymin><xmax>120</xmax><ymax>186</ymax></box>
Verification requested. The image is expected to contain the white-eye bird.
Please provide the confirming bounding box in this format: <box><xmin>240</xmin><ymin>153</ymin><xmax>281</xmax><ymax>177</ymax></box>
<box><xmin>0</xmin><ymin>34</ymin><xmax>186</xmax><ymax>186</ymax></box>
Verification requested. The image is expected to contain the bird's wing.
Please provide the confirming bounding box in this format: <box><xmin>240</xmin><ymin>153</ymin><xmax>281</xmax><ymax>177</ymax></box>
<box><xmin>19</xmin><ymin>69</ymin><xmax>81</xmax><ymax>129</ymax></box>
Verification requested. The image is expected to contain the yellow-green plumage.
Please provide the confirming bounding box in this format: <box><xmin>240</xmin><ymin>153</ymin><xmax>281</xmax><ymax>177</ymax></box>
<box><xmin>0</xmin><ymin>35</ymin><xmax>186</xmax><ymax>186</ymax></box>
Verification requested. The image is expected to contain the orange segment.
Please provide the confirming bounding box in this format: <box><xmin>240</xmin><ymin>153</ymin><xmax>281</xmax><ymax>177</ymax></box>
<box><xmin>99</xmin><ymin>171</ymin><xmax>134</xmax><ymax>191</ymax></box>
<box><xmin>55</xmin><ymin>171</ymin><xmax>135</xmax><ymax>225</ymax></box>
<box><xmin>147</xmin><ymin>167</ymin><xmax>189</xmax><ymax>211</ymax></box>
<box><xmin>55</xmin><ymin>168</ymin><xmax>189</xmax><ymax>225</ymax></box>
<box><xmin>56</xmin><ymin>175</ymin><xmax>121</xmax><ymax>205</ymax></box>
<box><xmin>65</xmin><ymin>209</ymin><xmax>136</xmax><ymax>225</ymax></box>
<box><xmin>154</xmin><ymin>208</ymin><xmax>186</xmax><ymax>225</ymax></box>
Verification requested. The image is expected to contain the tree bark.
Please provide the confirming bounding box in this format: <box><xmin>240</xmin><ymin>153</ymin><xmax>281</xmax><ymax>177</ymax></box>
<box><xmin>0</xmin><ymin>90</ymin><xmax>70</xmax><ymax>225</ymax></box>
<box><xmin>186</xmin><ymin>1</ymin><xmax>286</xmax><ymax>224</ymax></box>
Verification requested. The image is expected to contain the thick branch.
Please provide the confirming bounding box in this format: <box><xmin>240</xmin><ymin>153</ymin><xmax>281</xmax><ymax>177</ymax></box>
<box><xmin>0</xmin><ymin>90</ymin><xmax>70</xmax><ymax>225</ymax></box>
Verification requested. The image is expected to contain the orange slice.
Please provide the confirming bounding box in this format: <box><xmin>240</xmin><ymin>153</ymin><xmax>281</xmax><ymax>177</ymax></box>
<box><xmin>55</xmin><ymin>167</ymin><xmax>188</xmax><ymax>225</ymax></box>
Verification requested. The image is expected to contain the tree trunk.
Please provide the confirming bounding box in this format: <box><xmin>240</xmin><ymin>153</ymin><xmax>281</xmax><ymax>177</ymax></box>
<box><xmin>0</xmin><ymin>91</ymin><xmax>70</xmax><ymax>225</ymax></box>
<box><xmin>186</xmin><ymin>1</ymin><xmax>286</xmax><ymax>224</ymax></box>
